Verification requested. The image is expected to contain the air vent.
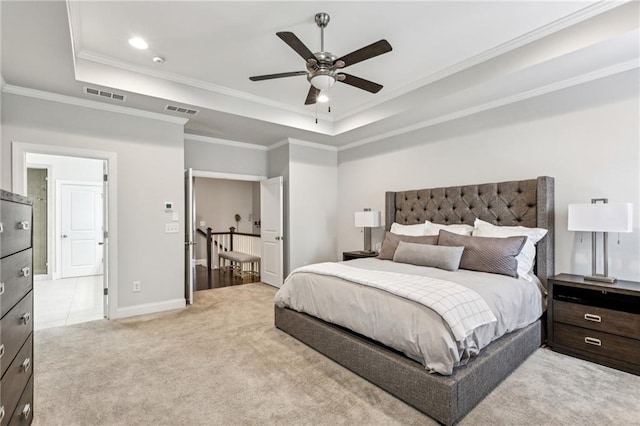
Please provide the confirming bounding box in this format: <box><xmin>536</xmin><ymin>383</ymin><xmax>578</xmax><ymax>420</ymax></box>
<box><xmin>166</xmin><ymin>105</ymin><xmax>199</xmax><ymax>115</ymax></box>
<box><xmin>84</xmin><ymin>86</ymin><xmax>126</xmax><ymax>102</ymax></box>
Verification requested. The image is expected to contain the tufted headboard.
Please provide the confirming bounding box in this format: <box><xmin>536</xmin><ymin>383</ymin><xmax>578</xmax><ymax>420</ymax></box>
<box><xmin>385</xmin><ymin>176</ymin><xmax>554</xmax><ymax>288</ymax></box>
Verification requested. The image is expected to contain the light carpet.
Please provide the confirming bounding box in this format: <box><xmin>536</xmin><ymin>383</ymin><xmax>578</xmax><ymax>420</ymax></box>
<box><xmin>34</xmin><ymin>283</ymin><xmax>640</xmax><ymax>425</ymax></box>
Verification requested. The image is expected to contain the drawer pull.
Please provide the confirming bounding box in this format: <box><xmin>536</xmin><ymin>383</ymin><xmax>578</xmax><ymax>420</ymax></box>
<box><xmin>584</xmin><ymin>313</ymin><xmax>602</xmax><ymax>323</ymax></box>
<box><xmin>0</xmin><ymin>405</ymin><xmax>4</xmax><ymax>421</ymax></box>
<box><xmin>0</xmin><ymin>344</ymin><xmax>4</xmax><ymax>358</ymax></box>
<box><xmin>0</xmin><ymin>282</ymin><xmax>4</xmax><ymax>295</ymax></box>
<box><xmin>22</xmin><ymin>403</ymin><xmax>31</xmax><ymax>420</ymax></box>
<box><xmin>21</xmin><ymin>267</ymin><xmax>31</xmax><ymax>277</ymax></box>
<box><xmin>18</xmin><ymin>221</ymin><xmax>30</xmax><ymax>230</ymax></box>
<box><xmin>21</xmin><ymin>357</ymin><xmax>31</xmax><ymax>373</ymax></box>
<box><xmin>21</xmin><ymin>312</ymin><xmax>31</xmax><ymax>325</ymax></box>
<box><xmin>584</xmin><ymin>337</ymin><xmax>602</xmax><ymax>347</ymax></box>
<box><xmin>0</xmin><ymin>222</ymin><xmax>3</xmax><ymax>233</ymax></box>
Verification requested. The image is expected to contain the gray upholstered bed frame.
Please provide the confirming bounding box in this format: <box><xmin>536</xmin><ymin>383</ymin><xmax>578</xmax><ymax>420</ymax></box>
<box><xmin>275</xmin><ymin>176</ymin><xmax>554</xmax><ymax>425</ymax></box>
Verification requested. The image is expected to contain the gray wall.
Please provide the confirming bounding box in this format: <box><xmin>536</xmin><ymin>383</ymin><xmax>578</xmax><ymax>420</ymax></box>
<box><xmin>337</xmin><ymin>70</ymin><xmax>640</xmax><ymax>281</ymax></box>
<box><xmin>184</xmin><ymin>137</ymin><xmax>267</xmax><ymax>176</ymax></box>
<box><xmin>2</xmin><ymin>93</ymin><xmax>186</xmax><ymax>317</ymax></box>
<box><xmin>268</xmin><ymin>142</ymin><xmax>289</xmax><ymax>275</ymax></box>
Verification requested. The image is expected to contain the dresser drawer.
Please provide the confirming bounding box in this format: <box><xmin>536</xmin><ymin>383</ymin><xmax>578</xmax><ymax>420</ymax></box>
<box><xmin>0</xmin><ymin>338</ymin><xmax>32</xmax><ymax>426</ymax></box>
<box><xmin>554</xmin><ymin>323</ymin><xmax>640</xmax><ymax>365</ymax></box>
<box><xmin>0</xmin><ymin>294</ymin><xmax>33</xmax><ymax>378</ymax></box>
<box><xmin>1</xmin><ymin>250</ymin><xmax>33</xmax><ymax>319</ymax></box>
<box><xmin>554</xmin><ymin>299</ymin><xmax>640</xmax><ymax>339</ymax></box>
<box><xmin>0</xmin><ymin>200</ymin><xmax>32</xmax><ymax>259</ymax></box>
<box><xmin>7</xmin><ymin>375</ymin><xmax>33</xmax><ymax>426</ymax></box>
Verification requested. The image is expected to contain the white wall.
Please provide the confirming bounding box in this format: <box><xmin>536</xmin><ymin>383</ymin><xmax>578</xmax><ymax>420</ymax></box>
<box><xmin>26</xmin><ymin>153</ymin><xmax>103</xmax><ymax>279</ymax></box>
<box><xmin>288</xmin><ymin>141</ymin><xmax>338</xmax><ymax>271</ymax></box>
<box><xmin>2</xmin><ymin>93</ymin><xmax>186</xmax><ymax>317</ymax></box>
<box><xmin>338</xmin><ymin>70</ymin><xmax>640</xmax><ymax>281</ymax></box>
<box><xmin>194</xmin><ymin>177</ymin><xmax>255</xmax><ymax>260</ymax></box>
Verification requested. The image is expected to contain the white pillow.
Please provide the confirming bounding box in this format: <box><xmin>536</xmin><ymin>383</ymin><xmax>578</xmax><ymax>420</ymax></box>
<box><xmin>390</xmin><ymin>222</ymin><xmax>426</xmax><ymax>236</ymax></box>
<box><xmin>424</xmin><ymin>220</ymin><xmax>473</xmax><ymax>236</ymax></box>
<box><xmin>472</xmin><ymin>218</ymin><xmax>548</xmax><ymax>281</ymax></box>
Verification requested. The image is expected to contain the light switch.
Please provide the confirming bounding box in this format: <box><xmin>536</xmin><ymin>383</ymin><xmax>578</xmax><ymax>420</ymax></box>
<box><xmin>165</xmin><ymin>223</ymin><xmax>179</xmax><ymax>233</ymax></box>
<box><xmin>172</xmin><ymin>212</ymin><xmax>179</xmax><ymax>221</ymax></box>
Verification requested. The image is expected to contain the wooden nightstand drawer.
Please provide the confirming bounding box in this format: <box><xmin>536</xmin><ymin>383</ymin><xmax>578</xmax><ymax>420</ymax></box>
<box><xmin>554</xmin><ymin>323</ymin><xmax>640</xmax><ymax>364</ymax></box>
<box><xmin>8</xmin><ymin>375</ymin><xmax>33</xmax><ymax>426</ymax></box>
<box><xmin>554</xmin><ymin>299</ymin><xmax>640</xmax><ymax>339</ymax></box>
<box><xmin>0</xmin><ymin>293</ymin><xmax>33</xmax><ymax>378</ymax></box>
<box><xmin>0</xmin><ymin>199</ymin><xmax>32</xmax><ymax>259</ymax></box>
<box><xmin>0</xmin><ymin>338</ymin><xmax>32</xmax><ymax>426</ymax></box>
<box><xmin>1</xmin><ymin>249</ymin><xmax>33</xmax><ymax>319</ymax></box>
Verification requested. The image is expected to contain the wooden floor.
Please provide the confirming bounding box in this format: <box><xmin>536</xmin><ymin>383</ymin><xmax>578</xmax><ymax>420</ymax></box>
<box><xmin>195</xmin><ymin>265</ymin><xmax>260</xmax><ymax>291</ymax></box>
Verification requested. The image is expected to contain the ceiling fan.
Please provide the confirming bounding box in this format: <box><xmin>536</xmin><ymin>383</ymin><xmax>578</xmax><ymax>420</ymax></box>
<box><xmin>249</xmin><ymin>12</ymin><xmax>392</xmax><ymax>105</ymax></box>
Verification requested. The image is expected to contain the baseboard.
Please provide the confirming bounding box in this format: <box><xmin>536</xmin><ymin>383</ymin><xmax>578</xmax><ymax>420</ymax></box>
<box><xmin>111</xmin><ymin>298</ymin><xmax>186</xmax><ymax>319</ymax></box>
<box><xmin>196</xmin><ymin>258</ymin><xmax>206</xmax><ymax>266</ymax></box>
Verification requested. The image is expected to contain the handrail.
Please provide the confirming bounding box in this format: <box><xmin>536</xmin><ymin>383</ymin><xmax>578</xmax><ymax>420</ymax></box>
<box><xmin>195</xmin><ymin>226</ymin><xmax>261</xmax><ymax>289</ymax></box>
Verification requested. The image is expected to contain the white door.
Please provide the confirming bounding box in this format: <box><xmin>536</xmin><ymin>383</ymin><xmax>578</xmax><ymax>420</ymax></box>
<box><xmin>61</xmin><ymin>183</ymin><xmax>103</xmax><ymax>278</ymax></box>
<box><xmin>184</xmin><ymin>168</ymin><xmax>195</xmax><ymax>305</ymax></box>
<box><xmin>102</xmin><ymin>162</ymin><xmax>109</xmax><ymax>317</ymax></box>
<box><xmin>260</xmin><ymin>176</ymin><xmax>283</xmax><ymax>287</ymax></box>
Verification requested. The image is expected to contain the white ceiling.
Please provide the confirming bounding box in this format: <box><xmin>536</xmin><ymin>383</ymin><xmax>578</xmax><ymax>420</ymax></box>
<box><xmin>2</xmin><ymin>1</ymin><xmax>638</xmax><ymax>148</ymax></box>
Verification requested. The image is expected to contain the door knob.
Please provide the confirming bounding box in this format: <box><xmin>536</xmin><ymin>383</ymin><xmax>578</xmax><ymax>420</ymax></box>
<box><xmin>98</xmin><ymin>242</ymin><xmax>104</xmax><ymax>245</ymax></box>
<box><xmin>62</xmin><ymin>234</ymin><xmax>68</xmax><ymax>238</ymax></box>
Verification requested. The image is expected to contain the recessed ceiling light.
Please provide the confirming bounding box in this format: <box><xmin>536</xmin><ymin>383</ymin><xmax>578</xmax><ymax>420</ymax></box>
<box><xmin>128</xmin><ymin>37</ymin><xmax>148</xmax><ymax>50</ymax></box>
<box><xmin>152</xmin><ymin>56</ymin><xmax>165</xmax><ymax>64</ymax></box>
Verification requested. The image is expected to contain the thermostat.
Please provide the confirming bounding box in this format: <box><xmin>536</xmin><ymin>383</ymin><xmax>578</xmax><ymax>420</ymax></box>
<box><xmin>164</xmin><ymin>201</ymin><xmax>173</xmax><ymax>211</ymax></box>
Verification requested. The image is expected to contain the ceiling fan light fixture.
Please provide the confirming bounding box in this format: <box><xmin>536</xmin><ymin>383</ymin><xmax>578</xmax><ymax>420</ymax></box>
<box><xmin>310</xmin><ymin>74</ymin><xmax>335</xmax><ymax>90</ymax></box>
<box><xmin>317</xmin><ymin>92</ymin><xmax>329</xmax><ymax>103</ymax></box>
<box><xmin>128</xmin><ymin>37</ymin><xmax>149</xmax><ymax>50</ymax></box>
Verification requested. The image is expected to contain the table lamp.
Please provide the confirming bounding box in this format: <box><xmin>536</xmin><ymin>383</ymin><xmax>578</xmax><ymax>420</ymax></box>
<box><xmin>354</xmin><ymin>208</ymin><xmax>381</xmax><ymax>253</ymax></box>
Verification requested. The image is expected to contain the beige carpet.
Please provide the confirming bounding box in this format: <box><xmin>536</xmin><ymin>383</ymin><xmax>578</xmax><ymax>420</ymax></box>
<box><xmin>34</xmin><ymin>283</ymin><xmax>640</xmax><ymax>426</ymax></box>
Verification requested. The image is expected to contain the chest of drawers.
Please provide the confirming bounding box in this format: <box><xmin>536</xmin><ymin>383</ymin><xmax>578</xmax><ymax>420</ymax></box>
<box><xmin>548</xmin><ymin>273</ymin><xmax>640</xmax><ymax>375</ymax></box>
<box><xmin>1</xmin><ymin>190</ymin><xmax>34</xmax><ymax>426</ymax></box>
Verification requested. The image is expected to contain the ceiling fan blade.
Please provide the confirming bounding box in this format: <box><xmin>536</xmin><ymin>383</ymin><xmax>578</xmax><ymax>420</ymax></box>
<box><xmin>277</xmin><ymin>32</ymin><xmax>316</xmax><ymax>63</ymax></box>
<box><xmin>249</xmin><ymin>71</ymin><xmax>307</xmax><ymax>81</ymax></box>
<box><xmin>335</xmin><ymin>39</ymin><xmax>392</xmax><ymax>68</ymax></box>
<box><xmin>338</xmin><ymin>73</ymin><xmax>383</xmax><ymax>93</ymax></box>
<box><xmin>304</xmin><ymin>86</ymin><xmax>320</xmax><ymax>105</ymax></box>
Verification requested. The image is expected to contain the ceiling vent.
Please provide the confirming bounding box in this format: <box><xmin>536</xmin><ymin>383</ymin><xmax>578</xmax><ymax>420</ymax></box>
<box><xmin>84</xmin><ymin>86</ymin><xmax>126</xmax><ymax>101</ymax></box>
<box><xmin>166</xmin><ymin>105</ymin><xmax>199</xmax><ymax>115</ymax></box>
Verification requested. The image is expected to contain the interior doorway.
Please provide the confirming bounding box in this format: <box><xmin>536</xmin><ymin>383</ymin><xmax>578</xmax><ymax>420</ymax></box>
<box><xmin>188</xmin><ymin>171</ymin><xmax>266</xmax><ymax>293</ymax></box>
<box><xmin>24</xmin><ymin>153</ymin><xmax>107</xmax><ymax>329</ymax></box>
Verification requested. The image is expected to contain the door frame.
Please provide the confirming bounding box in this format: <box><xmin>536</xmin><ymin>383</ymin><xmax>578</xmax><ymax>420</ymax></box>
<box><xmin>25</xmin><ymin>163</ymin><xmax>53</xmax><ymax>280</ymax></box>
<box><xmin>57</xmin><ymin>180</ymin><xmax>104</xmax><ymax>279</ymax></box>
<box><xmin>12</xmin><ymin>141</ymin><xmax>117</xmax><ymax>320</ymax></box>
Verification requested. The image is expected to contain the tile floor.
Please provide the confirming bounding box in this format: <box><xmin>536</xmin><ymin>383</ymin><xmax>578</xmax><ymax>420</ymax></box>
<box><xmin>34</xmin><ymin>275</ymin><xmax>104</xmax><ymax>330</ymax></box>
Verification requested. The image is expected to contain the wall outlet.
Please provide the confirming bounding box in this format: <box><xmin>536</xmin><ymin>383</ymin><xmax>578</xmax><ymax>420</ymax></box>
<box><xmin>199</xmin><ymin>220</ymin><xmax>206</xmax><ymax>227</ymax></box>
<box><xmin>133</xmin><ymin>281</ymin><xmax>141</xmax><ymax>292</ymax></box>
<box><xmin>165</xmin><ymin>223</ymin><xmax>179</xmax><ymax>233</ymax></box>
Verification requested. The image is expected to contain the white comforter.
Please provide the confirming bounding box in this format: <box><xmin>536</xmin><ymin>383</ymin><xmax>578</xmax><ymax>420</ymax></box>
<box><xmin>274</xmin><ymin>258</ymin><xmax>544</xmax><ymax>375</ymax></box>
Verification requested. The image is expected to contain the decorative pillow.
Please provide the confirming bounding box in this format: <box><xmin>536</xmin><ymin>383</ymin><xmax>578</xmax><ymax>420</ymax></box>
<box><xmin>390</xmin><ymin>222</ymin><xmax>426</xmax><ymax>236</ymax></box>
<box><xmin>438</xmin><ymin>230</ymin><xmax>526</xmax><ymax>278</ymax></box>
<box><xmin>393</xmin><ymin>241</ymin><xmax>464</xmax><ymax>271</ymax></box>
<box><xmin>377</xmin><ymin>232</ymin><xmax>438</xmax><ymax>260</ymax></box>
<box><xmin>424</xmin><ymin>220</ymin><xmax>473</xmax><ymax>237</ymax></box>
<box><xmin>472</xmin><ymin>218</ymin><xmax>548</xmax><ymax>281</ymax></box>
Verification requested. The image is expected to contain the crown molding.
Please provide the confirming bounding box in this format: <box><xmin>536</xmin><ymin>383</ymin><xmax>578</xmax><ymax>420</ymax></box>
<box><xmin>267</xmin><ymin>139</ymin><xmax>289</xmax><ymax>151</ymax></box>
<box><xmin>334</xmin><ymin>0</ymin><xmax>631</xmax><ymax>123</ymax></box>
<box><xmin>2</xmin><ymin>85</ymin><xmax>189</xmax><ymax>125</ymax></box>
<box><xmin>184</xmin><ymin>133</ymin><xmax>268</xmax><ymax>151</ymax></box>
<box><xmin>75</xmin><ymin>51</ymin><xmax>331</xmax><ymax>122</ymax></box>
<box><xmin>289</xmin><ymin>138</ymin><xmax>338</xmax><ymax>152</ymax></box>
<box><xmin>339</xmin><ymin>60</ymin><xmax>638</xmax><ymax>152</ymax></box>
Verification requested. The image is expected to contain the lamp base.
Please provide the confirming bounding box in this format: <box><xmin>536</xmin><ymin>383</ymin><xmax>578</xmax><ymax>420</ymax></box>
<box><xmin>584</xmin><ymin>274</ymin><xmax>617</xmax><ymax>284</ymax></box>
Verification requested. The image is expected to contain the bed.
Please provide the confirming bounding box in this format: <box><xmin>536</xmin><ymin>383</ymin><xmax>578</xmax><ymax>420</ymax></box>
<box><xmin>274</xmin><ymin>176</ymin><xmax>554</xmax><ymax>425</ymax></box>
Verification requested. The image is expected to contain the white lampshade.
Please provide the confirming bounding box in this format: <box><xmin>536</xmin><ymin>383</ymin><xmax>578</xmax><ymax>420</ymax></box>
<box><xmin>354</xmin><ymin>210</ymin><xmax>381</xmax><ymax>228</ymax></box>
<box><xmin>568</xmin><ymin>203</ymin><xmax>633</xmax><ymax>232</ymax></box>
<box><xmin>310</xmin><ymin>74</ymin><xmax>335</xmax><ymax>90</ymax></box>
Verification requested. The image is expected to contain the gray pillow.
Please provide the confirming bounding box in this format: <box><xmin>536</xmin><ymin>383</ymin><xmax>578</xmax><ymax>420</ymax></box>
<box><xmin>437</xmin><ymin>230</ymin><xmax>526</xmax><ymax>278</ymax></box>
<box><xmin>393</xmin><ymin>241</ymin><xmax>464</xmax><ymax>271</ymax></box>
<box><xmin>377</xmin><ymin>232</ymin><xmax>438</xmax><ymax>260</ymax></box>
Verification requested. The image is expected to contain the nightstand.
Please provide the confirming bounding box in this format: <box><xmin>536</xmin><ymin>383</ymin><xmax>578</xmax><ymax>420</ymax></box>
<box><xmin>548</xmin><ymin>273</ymin><xmax>640</xmax><ymax>375</ymax></box>
<box><xmin>342</xmin><ymin>251</ymin><xmax>378</xmax><ymax>261</ymax></box>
